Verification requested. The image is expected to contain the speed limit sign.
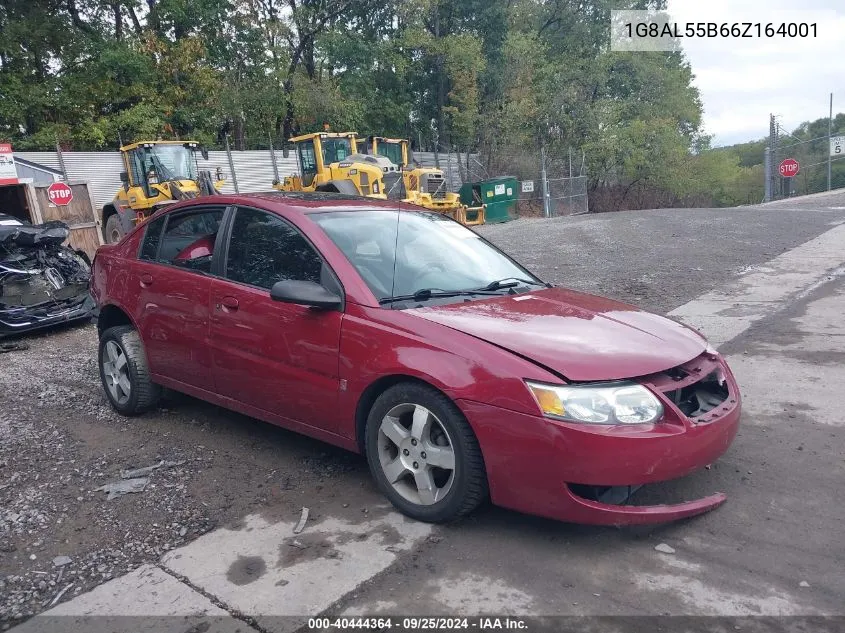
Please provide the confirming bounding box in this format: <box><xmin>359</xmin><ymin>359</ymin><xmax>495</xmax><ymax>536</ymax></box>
<box><xmin>831</xmin><ymin>135</ymin><xmax>845</xmax><ymax>157</ymax></box>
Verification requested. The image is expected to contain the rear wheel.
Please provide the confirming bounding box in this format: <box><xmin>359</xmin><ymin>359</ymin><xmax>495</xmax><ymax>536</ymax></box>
<box><xmin>365</xmin><ymin>382</ymin><xmax>488</xmax><ymax>522</ymax></box>
<box><xmin>98</xmin><ymin>325</ymin><xmax>161</xmax><ymax>415</ymax></box>
<box><xmin>104</xmin><ymin>214</ymin><xmax>124</xmax><ymax>244</ymax></box>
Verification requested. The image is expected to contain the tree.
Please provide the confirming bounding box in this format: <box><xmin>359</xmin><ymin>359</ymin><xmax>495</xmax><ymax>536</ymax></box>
<box><xmin>0</xmin><ymin>0</ymin><xmax>773</xmax><ymax>211</ymax></box>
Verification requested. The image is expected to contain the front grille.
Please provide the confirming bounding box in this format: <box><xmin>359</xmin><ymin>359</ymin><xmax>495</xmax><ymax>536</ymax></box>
<box><xmin>641</xmin><ymin>352</ymin><xmax>734</xmax><ymax>421</ymax></box>
<box><xmin>664</xmin><ymin>371</ymin><xmax>729</xmax><ymax>418</ymax></box>
<box><xmin>423</xmin><ymin>174</ymin><xmax>447</xmax><ymax>199</ymax></box>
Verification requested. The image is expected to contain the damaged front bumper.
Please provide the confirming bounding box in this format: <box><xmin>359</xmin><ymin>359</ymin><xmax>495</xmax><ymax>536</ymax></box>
<box><xmin>0</xmin><ymin>293</ymin><xmax>95</xmax><ymax>336</ymax></box>
<box><xmin>457</xmin><ymin>352</ymin><xmax>741</xmax><ymax>526</ymax></box>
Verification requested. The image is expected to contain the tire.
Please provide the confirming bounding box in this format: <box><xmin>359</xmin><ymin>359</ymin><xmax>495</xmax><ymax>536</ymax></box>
<box><xmin>104</xmin><ymin>214</ymin><xmax>125</xmax><ymax>244</ymax></box>
<box><xmin>365</xmin><ymin>382</ymin><xmax>488</xmax><ymax>522</ymax></box>
<box><xmin>98</xmin><ymin>325</ymin><xmax>161</xmax><ymax>415</ymax></box>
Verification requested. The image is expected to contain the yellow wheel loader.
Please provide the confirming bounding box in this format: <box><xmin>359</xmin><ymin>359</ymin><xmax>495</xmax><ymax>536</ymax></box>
<box><xmin>364</xmin><ymin>136</ymin><xmax>485</xmax><ymax>226</ymax></box>
<box><xmin>102</xmin><ymin>141</ymin><xmax>225</xmax><ymax>244</ymax></box>
<box><xmin>273</xmin><ymin>132</ymin><xmax>403</xmax><ymax>199</ymax></box>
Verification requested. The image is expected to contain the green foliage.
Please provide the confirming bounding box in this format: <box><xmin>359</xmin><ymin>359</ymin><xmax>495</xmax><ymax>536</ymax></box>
<box><xmin>0</xmin><ymin>0</ymin><xmax>796</xmax><ymax>209</ymax></box>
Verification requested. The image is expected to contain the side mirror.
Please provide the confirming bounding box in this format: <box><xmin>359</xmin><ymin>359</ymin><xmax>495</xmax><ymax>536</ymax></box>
<box><xmin>200</xmin><ymin>147</ymin><xmax>209</xmax><ymax>161</ymax></box>
<box><xmin>270</xmin><ymin>280</ymin><xmax>342</xmax><ymax>310</ymax></box>
<box><xmin>120</xmin><ymin>170</ymin><xmax>129</xmax><ymax>185</ymax></box>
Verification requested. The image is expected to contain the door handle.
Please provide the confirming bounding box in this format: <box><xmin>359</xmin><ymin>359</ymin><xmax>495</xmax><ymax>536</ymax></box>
<box><xmin>218</xmin><ymin>296</ymin><xmax>239</xmax><ymax>311</ymax></box>
<box><xmin>140</xmin><ymin>273</ymin><xmax>153</xmax><ymax>287</ymax></box>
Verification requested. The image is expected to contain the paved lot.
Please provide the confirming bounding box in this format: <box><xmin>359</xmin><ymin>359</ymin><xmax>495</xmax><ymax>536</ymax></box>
<box><xmin>476</xmin><ymin>196</ymin><xmax>845</xmax><ymax>313</ymax></box>
<box><xmin>3</xmin><ymin>191</ymin><xmax>845</xmax><ymax>630</ymax></box>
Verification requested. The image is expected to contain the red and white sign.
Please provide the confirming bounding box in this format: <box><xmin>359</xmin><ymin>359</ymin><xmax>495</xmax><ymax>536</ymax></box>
<box><xmin>47</xmin><ymin>181</ymin><xmax>74</xmax><ymax>205</ymax></box>
<box><xmin>0</xmin><ymin>143</ymin><xmax>18</xmax><ymax>185</ymax></box>
<box><xmin>779</xmin><ymin>158</ymin><xmax>800</xmax><ymax>178</ymax></box>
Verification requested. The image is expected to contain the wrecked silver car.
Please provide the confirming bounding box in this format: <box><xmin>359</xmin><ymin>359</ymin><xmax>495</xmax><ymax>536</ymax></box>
<box><xmin>0</xmin><ymin>214</ymin><xmax>94</xmax><ymax>336</ymax></box>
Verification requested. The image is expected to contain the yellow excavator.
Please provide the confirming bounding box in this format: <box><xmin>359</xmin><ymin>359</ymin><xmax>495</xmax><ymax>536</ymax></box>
<box><xmin>363</xmin><ymin>136</ymin><xmax>485</xmax><ymax>226</ymax></box>
<box><xmin>273</xmin><ymin>132</ymin><xmax>403</xmax><ymax>198</ymax></box>
<box><xmin>102</xmin><ymin>140</ymin><xmax>224</xmax><ymax>244</ymax></box>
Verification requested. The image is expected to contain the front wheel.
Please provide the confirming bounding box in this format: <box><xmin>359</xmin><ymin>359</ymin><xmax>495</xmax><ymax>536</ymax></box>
<box><xmin>365</xmin><ymin>383</ymin><xmax>488</xmax><ymax>522</ymax></box>
<box><xmin>98</xmin><ymin>326</ymin><xmax>161</xmax><ymax>415</ymax></box>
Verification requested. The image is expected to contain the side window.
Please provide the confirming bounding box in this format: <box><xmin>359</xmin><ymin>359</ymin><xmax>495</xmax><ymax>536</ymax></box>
<box><xmin>139</xmin><ymin>215</ymin><xmax>166</xmax><ymax>261</ymax></box>
<box><xmin>156</xmin><ymin>208</ymin><xmax>224</xmax><ymax>273</ymax></box>
<box><xmin>298</xmin><ymin>140</ymin><xmax>317</xmax><ymax>187</ymax></box>
<box><xmin>225</xmin><ymin>208</ymin><xmax>323</xmax><ymax>290</ymax></box>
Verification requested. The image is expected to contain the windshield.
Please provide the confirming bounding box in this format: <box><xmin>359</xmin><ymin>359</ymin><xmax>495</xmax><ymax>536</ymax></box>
<box><xmin>312</xmin><ymin>210</ymin><xmax>543</xmax><ymax>305</ymax></box>
<box><xmin>146</xmin><ymin>145</ymin><xmax>198</xmax><ymax>181</ymax></box>
<box><xmin>377</xmin><ymin>142</ymin><xmax>404</xmax><ymax>167</ymax></box>
<box><xmin>322</xmin><ymin>138</ymin><xmax>353</xmax><ymax>164</ymax></box>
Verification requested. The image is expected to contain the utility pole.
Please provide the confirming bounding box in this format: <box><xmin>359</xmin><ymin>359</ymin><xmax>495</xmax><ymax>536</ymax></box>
<box><xmin>55</xmin><ymin>137</ymin><xmax>68</xmax><ymax>182</ymax></box>
<box><xmin>768</xmin><ymin>113</ymin><xmax>777</xmax><ymax>200</ymax></box>
<box><xmin>828</xmin><ymin>93</ymin><xmax>833</xmax><ymax>192</ymax></box>
<box><xmin>764</xmin><ymin>147</ymin><xmax>771</xmax><ymax>202</ymax></box>
<box><xmin>224</xmin><ymin>135</ymin><xmax>239</xmax><ymax>193</ymax></box>
<box><xmin>540</xmin><ymin>142</ymin><xmax>550</xmax><ymax>218</ymax></box>
<box><xmin>268</xmin><ymin>131</ymin><xmax>280</xmax><ymax>184</ymax></box>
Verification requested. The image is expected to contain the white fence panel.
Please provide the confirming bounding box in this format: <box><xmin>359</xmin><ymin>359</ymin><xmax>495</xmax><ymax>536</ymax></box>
<box><xmin>13</xmin><ymin>149</ymin><xmax>474</xmax><ymax>210</ymax></box>
<box><xmin>14</xmin><ymin>150</ymin><xmax>295</xmax><ymax>210</ymax></box>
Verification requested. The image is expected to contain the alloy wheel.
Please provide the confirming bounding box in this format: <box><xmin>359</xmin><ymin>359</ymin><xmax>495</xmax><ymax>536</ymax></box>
<box><xmin>101</xmin><ymin>340</ymin><xmax>131</xmax><ymax>405</ymax></box>
<box><xmin>376</xmin><ymin>403</ymin><xmax>456</xmax><ymax>506</ymax></box>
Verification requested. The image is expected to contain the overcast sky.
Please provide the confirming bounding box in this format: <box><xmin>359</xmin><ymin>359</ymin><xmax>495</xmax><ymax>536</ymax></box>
<box><xmin>665</xmin><ymin>0</ymin><xmax>845</xmax><ymax>147</ymax></box>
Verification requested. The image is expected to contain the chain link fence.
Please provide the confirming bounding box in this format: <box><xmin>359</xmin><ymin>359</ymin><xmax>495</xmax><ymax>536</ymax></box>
<box><xmin>765</xmin><ymin>110</ymin><xmax>845</xmax><ymax>201</ymax></box>
<box><xmin>465</xmin><ymin>145</ymin><xmax>590</xmax><ymax>217</ymax></box>
<box><xmin>19</xmin><ymin>134</ymin><xmax>590</xmax><ymax>219</ymax></box>
<box><xmin>546</xmin><ymin>175</ymin><xmax>589</xmax><ymax>216</ymax></box>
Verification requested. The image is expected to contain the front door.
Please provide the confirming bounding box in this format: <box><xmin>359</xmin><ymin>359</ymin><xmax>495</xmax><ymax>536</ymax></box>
<box><xmin>130</xmin><ymin>206</ymin><xmax>225</xmax><ymax>390</ymax></box>
<box><xmin>297</xmin><ymin>139</ymin><xmax>318</xmax><ymax>188</ymax></box>
<box><xmin>209</xmin><ymin>206</ymin><xmax>343</xmax><ymax>432</ymax></box>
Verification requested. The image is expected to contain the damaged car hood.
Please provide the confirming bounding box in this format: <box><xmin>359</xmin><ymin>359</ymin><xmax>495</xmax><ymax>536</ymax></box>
<box><xmin>0</xmin><ymin>220</ymin><xmax>70</xmax><ymax>248</ymax></box>
<box><xmin>407</xmin><ymin>287</ymin><xmax>707</xmax><ymax>381</ymax></box>
<box><xmin>0</xmin><ymin>218</ymin><xmax>92</xmax><ymax>326</ymax></box>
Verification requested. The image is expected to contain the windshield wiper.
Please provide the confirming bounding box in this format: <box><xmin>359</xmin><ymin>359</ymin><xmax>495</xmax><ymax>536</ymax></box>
<box><xmin>474</xmin><ymin>277</ymin><xmax>547</xmax><ymax>291</ymax></box>
<box><xmin>379</xmin><ymin>287</ymin><xmax>502</xmax><ymax>305</ymax></box>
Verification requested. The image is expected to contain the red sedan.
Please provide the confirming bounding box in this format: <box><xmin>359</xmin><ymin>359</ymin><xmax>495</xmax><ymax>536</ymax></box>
<box><xmin>89</xmin><ymin>193</ymin><xmax>740</xmax><ymax>525</ymax></box>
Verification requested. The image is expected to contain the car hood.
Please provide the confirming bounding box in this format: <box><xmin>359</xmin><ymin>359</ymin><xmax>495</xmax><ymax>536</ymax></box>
<box><xmin>0</xmin><ymin>219</ymin><xmax>91</xmax><ymax>310</ymax></box>
<box><xmin>407</xmin><ymin>287</ymin><xmax>707</xmax><ymax>381</ymax></box>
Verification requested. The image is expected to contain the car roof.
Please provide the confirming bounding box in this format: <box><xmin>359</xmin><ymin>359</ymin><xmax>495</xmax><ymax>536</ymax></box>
<box><xmin>169</xmin><ymin>192</ymin><xmax>411</xmax><ymax>215</ymax></box>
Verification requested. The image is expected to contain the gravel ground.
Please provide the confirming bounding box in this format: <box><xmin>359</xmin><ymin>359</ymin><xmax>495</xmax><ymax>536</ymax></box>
<box><xmin>2</xmin><ymin>197</ymin><xmax>845</xmax><ymax>626</ymax></box>
<box><xmin>0</xmin><ymin>325</ymin><xmax>364</xmax><ymax>627</ymax></box>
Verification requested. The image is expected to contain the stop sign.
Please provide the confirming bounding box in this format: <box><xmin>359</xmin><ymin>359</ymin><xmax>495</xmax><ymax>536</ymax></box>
<box><xmin>47</xmin><ymin>182</ymin><xmax>74</xmax><ymax>205</ymax></box>
<box><xmin>779</xmin><ymin>158</ymin><xmax>800</xmax><ymax>178</ymax></box>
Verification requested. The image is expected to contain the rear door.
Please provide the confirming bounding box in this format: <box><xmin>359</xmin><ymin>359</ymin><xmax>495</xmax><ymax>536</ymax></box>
<box><xmin>130</xmin><ymin>206</ymin><xmax>227</xmax><ymax>391</ymax></box>
<box><xmin>209</xmin><ymin>206</ymin><xmax>344</xmax><ymax>432</ymax></box>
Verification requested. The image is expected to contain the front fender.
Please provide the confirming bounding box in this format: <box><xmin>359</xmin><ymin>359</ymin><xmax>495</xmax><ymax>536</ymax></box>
<box><xmin>335</xmin><ymin>303</ymin><xmax>560</xmax><ymax>440</ymax></box>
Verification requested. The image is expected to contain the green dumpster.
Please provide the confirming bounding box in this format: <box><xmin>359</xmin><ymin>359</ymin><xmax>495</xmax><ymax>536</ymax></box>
<box><xmin>459</xmin><ymin>176</ymin><xmax>518</xmax><ymax>224</ymax></box>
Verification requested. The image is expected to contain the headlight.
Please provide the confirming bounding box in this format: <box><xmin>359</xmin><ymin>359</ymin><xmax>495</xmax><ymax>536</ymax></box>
<box><xmin>525</xmin><ymin>381</ymin><xmax>664</xmax><ymax>425</ymax></box>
